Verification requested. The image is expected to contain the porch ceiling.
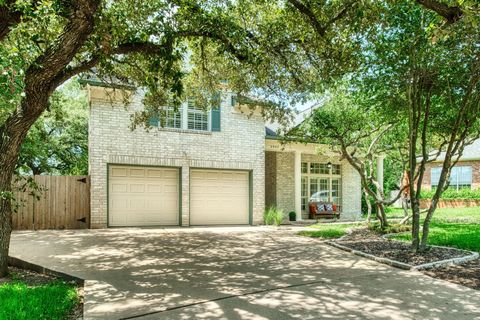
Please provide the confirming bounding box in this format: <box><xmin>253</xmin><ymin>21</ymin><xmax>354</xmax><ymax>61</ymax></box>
<box><xmin>265</xmin><ymin>139</ymin><xmax>339</xmax><ymax>157</ymax></box>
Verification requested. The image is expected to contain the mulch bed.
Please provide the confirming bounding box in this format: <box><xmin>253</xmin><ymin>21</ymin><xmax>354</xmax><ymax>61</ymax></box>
<box><xmin>423</xmin><ymin>259</ymin><xmax>480</xmax><ymax>290</ymax></box>
<box><xmin>337</xmin><ymin>228</ymin><xmax>469</xmax><ymax>266</ymax></box>
<box><xmin>0</xmin><ymin>267</ymin><xmax>83</xmax><ymax>319</ymax></box>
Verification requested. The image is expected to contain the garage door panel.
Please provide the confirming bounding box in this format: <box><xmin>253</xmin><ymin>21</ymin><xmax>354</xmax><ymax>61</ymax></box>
<box><xmin>129</xmin><ymin>168</ymin><xmax>145</xmax><ymax>177</ymax></box>
<box><xmin>146</xmin><ymin>184</ymin><xmax>162</xmax><ymax>193</ymax></box>
<box><xmin>129</xmin><ymin>184</ymin><xmax>145</xmax><ymax>193</ymax></box>
<box><xmin>109</xmin><ymin>165</ymin><xmax>179</xmax><ymax>226</ymax></box>
<box><xmin>110</xmin><ymin>196</ymin><xmax>128</xmax><ymax>209</ymax></box>
<box><xmin>190</xmin><ymin>169</ymin><xmax>249</xmax><ymax>225</ymax></box>
<box><xmin>111</xmin><ymin>167</ymin><xmax>128</xmax><ymax>177</ymax></box>
<box><xmin>146</xmin><ymin>169</ymin><xmax>163</xmax><ymax>178</ymax></box>
<box><xmin>111</xmin><ymin>183</ymin><xmax>128</xmax><ymax>193</ymax></box>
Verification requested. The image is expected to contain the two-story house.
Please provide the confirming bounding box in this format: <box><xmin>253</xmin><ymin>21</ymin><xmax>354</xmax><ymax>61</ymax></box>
<box><xmin>87</xmin><ymin>84</ymin><xmax>362</xmax><ymax>228</ymax></box>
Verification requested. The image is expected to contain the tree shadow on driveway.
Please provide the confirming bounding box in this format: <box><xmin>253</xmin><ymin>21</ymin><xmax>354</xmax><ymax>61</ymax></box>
<box><xmin>10</xmin><ymin>228</ymin><xmax>480</xmax><ymax>319</ymax></box>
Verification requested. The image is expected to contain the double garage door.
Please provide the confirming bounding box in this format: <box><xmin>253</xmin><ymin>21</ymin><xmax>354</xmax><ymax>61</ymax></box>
<box><xmin>109</xmin><ymin>166</ymin><xmax>249</xmax><ymax>226</ymax></box>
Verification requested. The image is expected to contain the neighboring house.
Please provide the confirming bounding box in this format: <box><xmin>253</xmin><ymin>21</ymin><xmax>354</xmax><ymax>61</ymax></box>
<box><xmin>87</xmin><ymin>84</ymin><xmax>362</xmax><ymax>228</ymax></box>
<box><xmin>421</xmin><ymin>139</ymin><xmax>480</xmax><ymax>191</ymax></box>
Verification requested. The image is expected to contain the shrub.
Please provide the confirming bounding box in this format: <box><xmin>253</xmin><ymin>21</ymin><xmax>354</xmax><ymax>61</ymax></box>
<box><xmin>288</xmin><ymin>211</ymin><xmax>296</xmax><ymax>221</ymax></box>
<box><xmin>419</xmin><ymin>188</ymin><xmax>480</xmax><ymax>200</ymax></box>
<box><xmin>264</xmin><ymin>206</ymin><xmax>285</xmax><ymax>226</ymax></box>
<box><xmin>369</xmin><ymin>223</ymin><xmax>412</xmax><ymax>234</ymax></box>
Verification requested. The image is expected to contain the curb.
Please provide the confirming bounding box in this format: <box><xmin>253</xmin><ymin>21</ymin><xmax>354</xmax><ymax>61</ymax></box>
<box><xmin>8</xmin><ymin>256</ymin><xmax>84</xmax><ymax>284</ymax></box>
<box><xmin>326</xmin><ymin>241</ymin><xmax>412</xmax><ymax>270</ymax></box>
<box><xmin>381</xmin><ymin>232</ymin><xmax>480</xmax><ymax>270</ymax></box>
<box><xmin>327</xmin><ymin>235</ymin><xmax>479</xmax><ymax>271</ymax></box>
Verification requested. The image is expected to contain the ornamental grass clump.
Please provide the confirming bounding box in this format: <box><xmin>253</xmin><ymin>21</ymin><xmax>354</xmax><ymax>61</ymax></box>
<box><xmin>264</xmin><ymin>206</ymin><xmax>284</xmax><ymax>226</ymax></box>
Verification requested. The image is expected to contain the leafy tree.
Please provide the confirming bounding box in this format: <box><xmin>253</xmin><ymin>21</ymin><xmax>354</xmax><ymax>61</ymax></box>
<box><xmin>0</xmin><ymin>0</ymin><xmax>376</xmax><ymax>276</ymax></box>
<box><xmin>18</xmin><ymin>79</ymin><xmax>88</xmax><ymax>175</ymax></box>
<box><xmin>349</xmin><ymin>1</ymin><xmax>480</xmax><ymax>251</ymax></box>
<box><xmin>0</xmin><ymin>0</ymin><xmax>378</xmax><ymax>276</ymax></box>
<box><xmin>302</xmin><ymin>85</ymin><xmax>408</xmax><ymax>229</ymax></box>
<box><xmin>0</xmin><ymin>0</ymin><xmax>476</xmax><ymax>276</ymax></box>
<box><xmin>0</xmin><ymin>0</ymin><xmax>260</xmax><ymax>277</ymax></box>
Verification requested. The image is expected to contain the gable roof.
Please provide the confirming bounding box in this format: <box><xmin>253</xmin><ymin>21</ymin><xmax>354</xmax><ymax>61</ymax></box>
<box><xmin>435</xmin><ymin>139</ymin><xmax>480</xmax><ymax>162</ymax></box>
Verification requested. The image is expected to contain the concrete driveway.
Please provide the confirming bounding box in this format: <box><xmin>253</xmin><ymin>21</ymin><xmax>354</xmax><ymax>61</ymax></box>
<box><xmin>10</xmin><ymin>227</ymin><xmax>480</xmax><ymax>320</ymax></box>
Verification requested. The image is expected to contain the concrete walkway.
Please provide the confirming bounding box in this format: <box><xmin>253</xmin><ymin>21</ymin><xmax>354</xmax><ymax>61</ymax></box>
<box><xmin>10</xmin><ymin>227</ymin><xmax>480</xmax><ymax>320</ymax></box>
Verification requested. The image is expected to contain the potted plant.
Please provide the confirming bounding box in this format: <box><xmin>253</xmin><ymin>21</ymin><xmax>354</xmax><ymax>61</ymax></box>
<box><xmin>288</xmin><ymin>211</ymin><xmax>296</xmax><ymax>222</ymax></box>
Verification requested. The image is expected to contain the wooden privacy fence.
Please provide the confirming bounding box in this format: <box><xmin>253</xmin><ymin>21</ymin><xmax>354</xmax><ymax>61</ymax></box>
<box><xmin>12</xmin><ymin>175</ymin><xmax>90</xmax><ymax>230</ymax></box>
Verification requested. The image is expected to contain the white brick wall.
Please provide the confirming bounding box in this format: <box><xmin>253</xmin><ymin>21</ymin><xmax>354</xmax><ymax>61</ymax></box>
<box><xmin>268</xmin><ymin>152</ymin><xmax>362</xmax><ymax>220</ymax></box>
<box><xmin>88</xmin><ymin>88</ymin><xmax>265</xmax><ymax>228</ymax></box>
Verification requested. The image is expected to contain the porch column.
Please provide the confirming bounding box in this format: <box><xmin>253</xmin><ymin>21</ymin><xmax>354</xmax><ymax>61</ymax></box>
<box><xmin>294</xmin><ymin>151</ymin><xmax>302</xmax><ymax>220</ymax></box>
<box><xmin>377</xmin><ymin>155</ymin><xmax>384</xmax><ymax>193</ymax></box>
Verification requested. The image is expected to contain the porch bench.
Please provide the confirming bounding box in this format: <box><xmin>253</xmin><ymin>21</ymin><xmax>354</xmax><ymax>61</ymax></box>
<box><xmin>308</xmin><ymin>202</ymin><xmax>341</xmax><ymax>220</ymax></box>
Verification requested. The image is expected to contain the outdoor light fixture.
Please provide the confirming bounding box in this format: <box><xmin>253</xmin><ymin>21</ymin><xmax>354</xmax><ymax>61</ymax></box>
<box><xmin>327</xmin><ymin>161</ymin><xmax>332</xmax><ymax>169</ymax></box>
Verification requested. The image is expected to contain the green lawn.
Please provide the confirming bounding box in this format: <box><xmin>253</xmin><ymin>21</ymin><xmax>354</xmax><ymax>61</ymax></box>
<box><xmin>387</xmin><ymin>207</ymin><xmax>480</xmax><ymax>252</ymax></box>
<box><xmin>384</xmin><ymin>206</ymin><xmax>480</xmax><ymax>222</ymax></box>
<box><xmin>392</xmin><ymin>222</ymin><xmax>480</xmax><ymax>252</ymax></box>
<box><xmin>302</xmin><ymin>207</ymin><xmax>480</xmax><ymax>252</ymax></box>
<box><xmin>0</xmin><ymin>281</ymin><xmax>78</xmax><ymax>320</ymax></box>
<box><xmin>298</xmin><ymin>223</ymin><xmax>362</xmax><ymax>239</ymax></box>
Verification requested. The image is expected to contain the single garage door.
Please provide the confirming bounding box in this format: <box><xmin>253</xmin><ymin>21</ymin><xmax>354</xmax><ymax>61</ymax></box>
<box><xmin>109</xmin><ymin>165</ymin><xmax>179</xmax><ymax>226</ymax></box>
<box><xmin>190</xmin><ymin>169</ymin><xmax>249</xmax><ymax>225</ymax></box>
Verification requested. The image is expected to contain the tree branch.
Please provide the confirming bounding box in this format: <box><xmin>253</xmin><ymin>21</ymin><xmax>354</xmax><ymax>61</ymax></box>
<box><xmin>287</xmin><ymin>0</ymin><xmax>326</xmax><ymax>36</ymax></box>
<box><xmin>0</xmin><ymin>0</ymin><xmax>21</xmax><ymax>42</ymax></box>
<box><xmin>416</xmin><ymin>0</ymin><xmax>463</xmax><ymax>23</ymax></box>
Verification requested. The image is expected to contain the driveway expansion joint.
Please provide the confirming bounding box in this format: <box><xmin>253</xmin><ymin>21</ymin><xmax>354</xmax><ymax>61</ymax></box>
<box><xmin>119</xmin><ymin>278</ymin><xmax>331</xmax><ymax>319</ymax></box>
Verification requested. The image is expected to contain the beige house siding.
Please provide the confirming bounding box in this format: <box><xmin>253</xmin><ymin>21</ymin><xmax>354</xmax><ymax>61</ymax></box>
<box><xmin>88</xmin><ymin>87</ymin><xmax>265</xmax><ymax>228</ymax></box>
<box><xmin>265</xmin><ymin>151</ymin><xmax>277</xmax><ymax>207</ymax></box>
<box><xmin>265</xmin><ymin>151</ymin><xmax>362</xmax><ymax>220</ymax></box>
<box><xmin>275</xmin><ymin>152</ymin><xmax>296</xmax><ymax>215</ymax></box>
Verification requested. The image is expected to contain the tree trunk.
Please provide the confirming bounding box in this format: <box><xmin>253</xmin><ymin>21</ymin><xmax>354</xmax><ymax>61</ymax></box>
<box><xmin>0</xmin><ymin>118</ymin><xmax>31</xmax><ymax>276</ymax></box>
<box><xmin>364</xmin><ymin>189</ymin><xmax>372</xmax><ymax>224</ymax></box>
<box><xmin>402</xmin><ymin>196</ymin><xmax>409</xmax><ymax>217</ymax></box>
<box><xmin>0</xmin><ymin>195</ymin><xmax>13</xmax><ymax>278</ymax></box>
<box><xmin>419</xmin><ymin>197</ymin><xmax>440</xmax><ymax>250</ymax></box>
<box><xmin>411</xmin><ymin>198</ymin><xmax>421</xmax><ymax>252</ymax></box>
<box><xmin>376</xmin><ymin>203</ymin><xmax>388</xmax><ymax>229</ymax></box>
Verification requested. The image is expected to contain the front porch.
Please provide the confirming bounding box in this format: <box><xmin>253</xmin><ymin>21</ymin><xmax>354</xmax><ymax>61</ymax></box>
<box><xmin>265</xmin><ymin>139</ymin><xmax>383</xmax><ymax>221</ymax></box>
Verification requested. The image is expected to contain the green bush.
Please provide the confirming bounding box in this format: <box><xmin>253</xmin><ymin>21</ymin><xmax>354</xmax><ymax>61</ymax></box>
<box><xmin>288</xmin><ymin>211</ymin><xmax>296</xmax><ymax>221</ymax></box>
<box><xmin>369</xmin><ymin>223</ymin><xmax>411</xmax><ymax>234</ymax></box>
<box><xmin>419</xmin><ymin>188</ymin><xmax>480</xmax><ymax>200</ymax></box>
<box><xmin>264</xmin><ymin>206</ymin><xmax>284</xmax><ymax>226</ymax></box>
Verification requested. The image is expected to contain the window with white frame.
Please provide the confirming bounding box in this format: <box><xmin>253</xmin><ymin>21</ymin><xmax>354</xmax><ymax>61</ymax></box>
<box><xmin>431</xmin><ymin>166</ymin><xmax>472</xmax><ymax>190</ymax></box>
<box><xmin>163</xmin><ymin>107</ymin><xmax>182</xmax><ymax>129</ymax></box>
<box><xmin>187</xmin><ymin>100</ymin><xmax>209</xmax><ymax>131</ymax></box>
<box><xmin>300</xmin><ymin>162</ymin><xmax>342</xmax><ymax>210</ymax></box>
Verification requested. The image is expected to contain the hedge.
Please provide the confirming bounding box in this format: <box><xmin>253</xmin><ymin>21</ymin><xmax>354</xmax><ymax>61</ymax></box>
<box><xmin>419</xmin><ymin>188</ymin><xmax>480</xmax><ymax>200</ymax></box>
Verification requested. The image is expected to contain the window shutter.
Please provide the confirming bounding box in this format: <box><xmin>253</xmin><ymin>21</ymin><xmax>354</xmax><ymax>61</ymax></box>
<box><xmin>211</xmin><ymin>107</ymin><xmax>221</xmax><ymax>132</ymax></box>
<box><xmin>148</xmin><ymin>114</ymin><xmax>159</xmax><ymax>127</ymax></box>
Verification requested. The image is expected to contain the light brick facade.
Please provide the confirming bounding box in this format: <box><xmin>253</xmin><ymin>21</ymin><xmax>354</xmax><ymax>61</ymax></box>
<box><xmin>88</xmin><ymin>86</ymin><xmax>362</xmax><ymax>228</ymax></box>
<box><xmin>265</xmin><ymin>151</ymin><xmax>362</xmax><ymax>220</ymax></box>
<box><xmin>88</xmin><ymin>87</ymin><xmax>265</xmax><ymax>228</ymax></box>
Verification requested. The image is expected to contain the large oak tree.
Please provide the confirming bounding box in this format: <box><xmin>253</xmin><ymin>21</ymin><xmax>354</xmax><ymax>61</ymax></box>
<box><xmin>0</xmin><ymin>0</ymin><xmax>476</xmax><ymax>276</ymax></box>
<box><xmin>0</xmin><ymin>0</ymin><xmax>375</xmax><ymax>277</ymax></box>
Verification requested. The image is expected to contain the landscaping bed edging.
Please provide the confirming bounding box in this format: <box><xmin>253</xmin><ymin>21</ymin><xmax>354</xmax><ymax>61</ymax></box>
<box><xmin>8</xmin><ymin>256</ymin><xmax>84</xmax><ymax>284</ymax></box>
<box><xmin>327</xmin><ymin>233</ymin><xmax>479</xmax><ymax>271</ymax></box>
<box><xmin>381</xmin><ymin>232</ymin><xmax>480</xmax><ymax>270</ymax></box>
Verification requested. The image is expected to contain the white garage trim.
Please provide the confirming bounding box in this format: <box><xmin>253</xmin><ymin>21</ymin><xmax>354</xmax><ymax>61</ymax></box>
<box><xmin>108</xmin><ymin>164</ymin><xmax>181</xmax><ymax>227</ymax></box>
<box><xmin>190</xmin><ymin>169</ymin><xmax>251</xmax><ymax>225</ymax></box>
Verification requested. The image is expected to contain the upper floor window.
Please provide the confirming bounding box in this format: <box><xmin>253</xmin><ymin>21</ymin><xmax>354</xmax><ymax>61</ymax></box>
<box><xmin>164</xmin><ymin>107</ymin><xmax>182</xmax><ymax>129</ymax></box>
<box><xmin>187</xmin><ymin>101</ymin><xmax>209</xmax><ymax>131</ymax></box>
<box><xmin>148</xmin><ymin>99</ymin><xmax>221</xmax><ymax>132</ymax></box>
<box><xmin>431</xmin><ymin>166</ymin><xmax>472</xmax><ymax>190</ymax></box>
